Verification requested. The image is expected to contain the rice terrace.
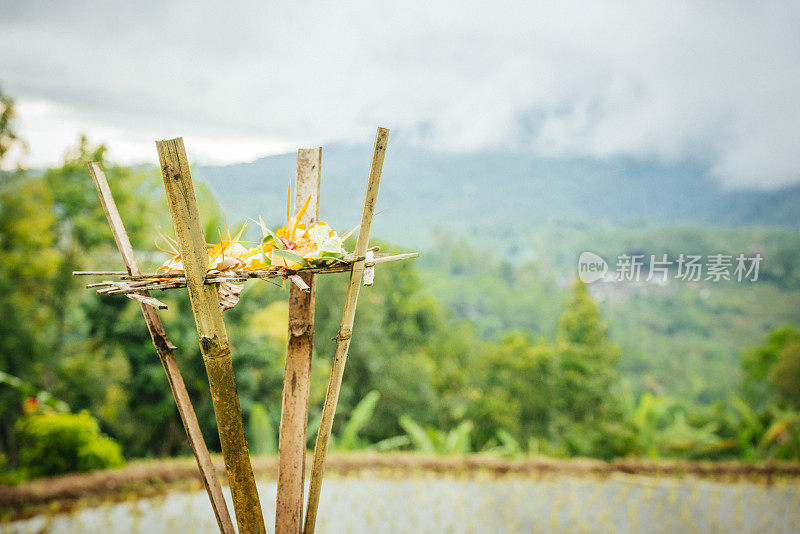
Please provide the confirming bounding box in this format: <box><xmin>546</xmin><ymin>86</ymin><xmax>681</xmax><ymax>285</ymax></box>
<box><xmin>3</xmin><ymin>2</ymin><xmax>800</xmax><ymax>533</ymax></box>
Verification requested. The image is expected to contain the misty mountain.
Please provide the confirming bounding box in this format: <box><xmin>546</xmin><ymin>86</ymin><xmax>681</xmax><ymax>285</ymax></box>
<box><xmin>195</xmin><ymin>145</ymin><xmax>800</xmax><ymax>247</ymax></box>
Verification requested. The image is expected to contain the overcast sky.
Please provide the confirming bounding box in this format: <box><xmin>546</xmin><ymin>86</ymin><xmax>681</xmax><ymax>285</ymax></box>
<box><xmin>1</xmin><ymin>1</ymin><xmax>798</xmax><ymax>188</ymax></box>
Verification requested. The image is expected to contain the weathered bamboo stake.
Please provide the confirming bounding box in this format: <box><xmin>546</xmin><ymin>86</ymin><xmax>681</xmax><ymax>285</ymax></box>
<box><xmin>87</xmin><ymin>162</ymin><xmax>235</xmax><ymax>534</ymax></box>
<box><xmin>276</xmin><ymin>148</ymin><xmax>322</xmax><ymax>533</ymax></box>
<box><xmin>304</xmin><ymin>127</ymin><xmax>389</xmax><ymax>534</ymax></box>
<box><xmin>156</xmin><ymin>138</ymin><xmax>266</xmax><ymax>534</ymax></box>
<box><xmin>287</xmin><ymin>274</ymin><xmax>311</xmax><ymax>293</ymax></box>
<box><xmin>363</xmin><ymin>250</ymin><xmax>375</xmax><ymax>286</ymax></box>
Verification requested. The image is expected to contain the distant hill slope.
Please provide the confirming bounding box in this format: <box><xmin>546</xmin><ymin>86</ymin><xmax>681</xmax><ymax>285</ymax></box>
<box><xmin>192</xmin><ymin>147</ymin><xmax>800</xmax><ymax>407</ymax></box>
<box><xmin>195</xmin><ymin>145</ymin><xmax>800</xmax><ymax>246</ymax></box>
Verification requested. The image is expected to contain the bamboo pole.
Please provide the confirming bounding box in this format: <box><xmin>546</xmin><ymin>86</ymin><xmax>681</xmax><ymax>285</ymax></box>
<box><xmin>155</xmin><ymin>138</ymin><xmax>266</xmax><ymax>534</ymax></box>
<box><xmin>304</xmin><ymin>127</ymin><xmax>389</xmax><ymax>534</ymax></box>
<box><xmin>276</xmin><ymin>148</ymin><xmax>322</xmax><ymax>533</ymax></box>
<box><xmin>87</xmin><ymin>162</ymin><xmax>235</xmax><ymax>534</ymax></box>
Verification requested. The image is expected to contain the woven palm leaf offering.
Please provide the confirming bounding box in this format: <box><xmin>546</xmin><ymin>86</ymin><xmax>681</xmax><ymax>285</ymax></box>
<box><xmin>76</xmin><ymin>182</ymin><xmax>416</xmax><ymax>311</ymax></box>
<box><xmin>248</xmin><ymin>183</ymin><xmax>354</xmax><ymax>271</ymax></box>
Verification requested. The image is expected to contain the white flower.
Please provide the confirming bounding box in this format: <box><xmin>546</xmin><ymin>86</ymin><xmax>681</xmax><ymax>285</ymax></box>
<box><xmin>307</xmin><ymin>223</ymin><xmax>334</xmax><ymax>247</ymax></box>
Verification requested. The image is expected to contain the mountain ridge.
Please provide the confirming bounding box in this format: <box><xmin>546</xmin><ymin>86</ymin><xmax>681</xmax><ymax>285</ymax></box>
<box><xmin>194</xmin><ymin>145</ymin><xmax>800</xmax><ymax>247</ymax></box>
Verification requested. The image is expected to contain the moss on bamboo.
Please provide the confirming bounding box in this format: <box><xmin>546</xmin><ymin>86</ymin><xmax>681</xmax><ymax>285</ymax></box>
<box><xmin>157</xmin><ymin>138</ymin><xmax>265</xmax><ymax>534</ymax></box>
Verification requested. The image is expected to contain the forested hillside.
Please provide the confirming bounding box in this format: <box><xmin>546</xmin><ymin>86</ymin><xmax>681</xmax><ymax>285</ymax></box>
<box><xmin>195</xmin><ymin>144</ymin><xmax>800</xmax><ymax>250</ymax></box>
<box><xmin>197</xmin><ymin>147</ymin><xmax>800</xmax><ymax>405</ymax></box>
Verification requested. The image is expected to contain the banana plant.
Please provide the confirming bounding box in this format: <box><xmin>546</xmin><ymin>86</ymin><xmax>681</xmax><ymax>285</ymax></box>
<box><xmin>395</xmin><ymin>415</ymin><xmax>474</xmax><ymax>455</ymax></box>
<box><xmin>481</xmin><ymin>429</ymin><xmax>524</xmax><ymax>459</ymax></box>
<box><xmin>334</xmin><ymin>390</ymin><xmax>381</xmax><ymax>451</ymax></box>
<box><xmin>758</xmin><ymin>408</ymin><xmax>800</xmax><ymax>459</ymax></box>
<box><xmin>729</xmin><ymin>396</ymin><xmax>764</xmax><ymax>460</ymax></box>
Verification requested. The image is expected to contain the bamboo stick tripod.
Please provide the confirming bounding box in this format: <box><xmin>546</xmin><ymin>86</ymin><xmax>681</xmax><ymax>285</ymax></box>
<box><xmin>76</xmin><ymin>127</ymin><xmax>416</xmax><ymax>533</ymax></box>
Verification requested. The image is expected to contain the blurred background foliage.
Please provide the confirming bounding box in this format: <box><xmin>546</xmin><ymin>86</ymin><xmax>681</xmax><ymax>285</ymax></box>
<box><xmin>2</xmin><ymin>89</ymin><xmax>800</xmax><ymax>480</ymax></box>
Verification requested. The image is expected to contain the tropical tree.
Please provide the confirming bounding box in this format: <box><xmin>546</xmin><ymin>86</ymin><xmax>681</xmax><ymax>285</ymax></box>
<box><xmin>466</xmin><ymin>331</ymin><xmax>554</xmax><ymax>447</ymax></box>
<box><xmin>551</xmin><ymin>280</ymin><xmax>622</xmax><ymax>456</ymax></box>
<box><xmin>0</xmin><ymin>88</ymin><xmax>23</xmax><ymax>163</ymax></box>
<box><xmin>742</xmin><ymin>325</ymin><xmax>800</xmax><ymax>410</ymax></box>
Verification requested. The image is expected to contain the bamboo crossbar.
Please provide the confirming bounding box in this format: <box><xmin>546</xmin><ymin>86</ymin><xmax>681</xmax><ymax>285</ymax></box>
<box><xmin>72</xmin><ymin>246</ymin><xmax>389</xmax><ymax>279</ymax></box>
<box><xmin>77</xmin><ymin>253</ymin><xmax>418</xmax><ymax>294</ymax></box>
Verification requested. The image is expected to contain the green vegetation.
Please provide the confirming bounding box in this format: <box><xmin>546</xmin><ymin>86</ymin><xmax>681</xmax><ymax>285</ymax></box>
<box><xmin>15</xmin><ymin>411</ymin><xmax>124</xmax><ymax>478</ymax></box>
<box><xmin>421</xmin><ymin>227</ymin><xmax>800</xmax><ymax>403</ymax></box>
<box><xmin>247</xmin><ymin>403</ymin><xmax>277</xmax><ymax>456</ymax></box>
<box><xmin>1</xmin><ymin>88</ymin><xmax>800</xmax><ymax>481</ymax></box>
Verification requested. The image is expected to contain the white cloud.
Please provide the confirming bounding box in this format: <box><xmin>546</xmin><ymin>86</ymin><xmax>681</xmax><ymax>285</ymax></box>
<box><xmin>1</xmin><ymin>99</ymin><xmax>298</xmax><ymax>169</ymax></box>
<box><xmin>1</xmin><ymin>0</ymin><xmax>798</xmax><ymax>187</ymax></box>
